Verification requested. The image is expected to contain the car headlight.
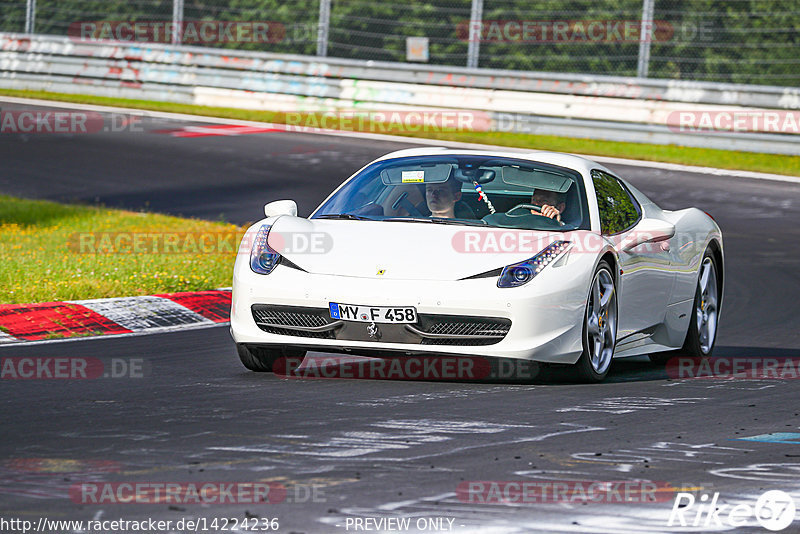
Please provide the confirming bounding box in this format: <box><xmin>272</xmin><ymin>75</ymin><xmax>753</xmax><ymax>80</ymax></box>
<box><xmin>250</xmin><ymin>224</ymin><xmax>281</xmax><ymax>275</ymax></box>
<box><xmin>497</xmin><ymin>240</ymin><xmax>571</xmax><ymax>288</ymax></box>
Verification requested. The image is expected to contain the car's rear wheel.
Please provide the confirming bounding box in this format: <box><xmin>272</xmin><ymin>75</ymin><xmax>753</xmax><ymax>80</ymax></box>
<box><xmin>649</xmin><ymin>250</ymin><xmax>719</xmax><ymax>364</ymax></box>
<box><xmin>236</xmin><ymin>344</ymin><xmax>306</xmax><ymax>373</ymax></box>
<box><xmin>687</xmin><ymin>253</ymin><xmax>720</xmax><ymax>357</ymax></box>
<box><xmin>575</xmin><ymin>261</ymin><xmax>618</xmax><ymax>382</ymax></box>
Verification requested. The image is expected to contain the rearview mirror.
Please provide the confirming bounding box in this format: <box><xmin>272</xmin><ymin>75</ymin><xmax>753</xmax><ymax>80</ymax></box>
<box><xmin>264</xmin><ymin>200</ymin><xmax>298</xmax><ymax>218</ymax></box>
<box><xmin>618</xmin><ymin>218</ymin><xmax>675</xmax><ymax>251</ymax></box>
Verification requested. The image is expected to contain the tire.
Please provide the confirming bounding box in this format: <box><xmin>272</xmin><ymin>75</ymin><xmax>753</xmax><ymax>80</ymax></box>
<box><xmin>236</xmin><ymin>344</ymin><xmax>306</xmax><ymax>373</ymax></box>
<box><xmin>649</xmin><ymin>249</ymin><xmax>720</xmax><ymax>364</ymax></box>
<box><xmin>575</xmin><ymin>260</ymin><xmax>618</xmax><ymax>382</ymax></box>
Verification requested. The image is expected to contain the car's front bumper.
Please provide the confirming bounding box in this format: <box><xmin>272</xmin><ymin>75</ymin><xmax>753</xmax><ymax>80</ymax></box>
<box><xmin>231</xmin><ymin>253</ymin><xmax>592</xmax><ymax>365</ymax></box>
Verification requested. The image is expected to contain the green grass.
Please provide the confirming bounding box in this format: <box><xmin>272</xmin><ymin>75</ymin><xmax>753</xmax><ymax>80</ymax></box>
<box><xmin>0</xmin><ymin>194</ymin><xmax>241</xmax><ymax>304</ymax></box>
<box><xmin>2</xmin><ymin>88</ymin><xmax>799</xmax><ymax>177</ymax></box>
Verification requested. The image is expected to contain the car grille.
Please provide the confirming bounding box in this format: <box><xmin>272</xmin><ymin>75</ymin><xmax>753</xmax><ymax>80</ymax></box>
<box><xmin>251</xmin><ymin>305</ymin><xmax>336</xmax><ymax>339</ymax></box>
<box><xmin>417</xmin><ymin>315</ymin><xmax>511</xmax><ymax>346</ymax></box>
<box><xmin>250</xmin><ymin>305</ymin><xmax>510</xmax><ymax>345</ymax></box>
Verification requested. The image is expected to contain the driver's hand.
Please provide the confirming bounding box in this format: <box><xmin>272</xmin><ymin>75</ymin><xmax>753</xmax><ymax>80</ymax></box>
<box><xmin>535</xmin><ymin>204</ymin><xmax>562</xmax><ymax>222</ymax></box>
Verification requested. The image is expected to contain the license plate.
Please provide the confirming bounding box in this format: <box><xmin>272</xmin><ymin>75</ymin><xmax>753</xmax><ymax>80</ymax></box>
<box><xmin>329</xmin><ymin>303</ymin><xmax>417</xmax><ymax>324</ymax></box>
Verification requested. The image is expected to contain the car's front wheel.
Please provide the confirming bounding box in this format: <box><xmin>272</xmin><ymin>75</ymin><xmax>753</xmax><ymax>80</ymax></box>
<box><xmin>575</xmin><ymin>261</ymin><xmax>618</xmax><ymax>382</ymax></box>
<box><xmin>236</xmin><ymin>344</ymin><xmax>306</xmax><ymax>373</ymax></box>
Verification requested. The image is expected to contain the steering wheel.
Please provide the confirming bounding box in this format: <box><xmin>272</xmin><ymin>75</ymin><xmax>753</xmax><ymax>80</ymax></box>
<box><xmin>391</xmin><ymin>191</ymin><xmax>424</xmax><ymax>217</ymax></box>
<box><xmin>507</xmin><ymin>203</ymin><xmax>542</xmax><ymax>216</ymax></box>
<box><xmin>506</xmin><ymin>203</ymin><xmax>565</xmax><ymax>226</ymax></box>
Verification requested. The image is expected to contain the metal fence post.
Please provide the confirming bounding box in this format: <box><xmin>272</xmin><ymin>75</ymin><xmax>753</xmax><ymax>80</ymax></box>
<box><xmin>466</xmin><ymin>0</ymin><xmax>483</xmax><ymax>68</ymax></box>
<box><xmin>317</xmin><ymin>0</ymin><xmax>331</xmax><ymax>57</ymax></box>
<box><xmin>25</xmin><ymin>0</ymin><xmax>36</xmax><ymax>34</ymax></box>
<box><xmin>637</xmin><ymin>0</ymin><xmax>655</xmax><ymax>78</ymax></box>
<box><xmin>172</xmin><ymin>0</ymin><xmax>184</xmax><ymax>45</ymax></box>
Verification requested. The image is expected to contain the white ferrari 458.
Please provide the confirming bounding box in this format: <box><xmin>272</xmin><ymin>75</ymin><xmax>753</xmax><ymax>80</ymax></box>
<box><xmin>231</xmin><ymin>148</ymin><xmax>723</xmax><ymax>381</ymax></box>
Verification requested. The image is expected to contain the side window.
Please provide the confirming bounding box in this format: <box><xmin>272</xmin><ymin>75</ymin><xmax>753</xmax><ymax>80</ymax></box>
<box><xmin>591</xmin><ymin>170</ymin><xmax>640</xmax><ymax>235</ymax></box>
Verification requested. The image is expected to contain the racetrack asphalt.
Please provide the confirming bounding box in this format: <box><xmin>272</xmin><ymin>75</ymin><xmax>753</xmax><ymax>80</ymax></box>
<box><xmin>1</xmin><ymin>100</ymin><xmax>799</xmax><ymax>533</ymax></box>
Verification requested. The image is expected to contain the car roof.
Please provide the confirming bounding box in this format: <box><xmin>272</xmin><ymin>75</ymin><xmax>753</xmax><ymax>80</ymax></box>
<box><xmin>373</xmin><ymin>147</ymin><xmax>613</xmax><ymax>176</ymax></box>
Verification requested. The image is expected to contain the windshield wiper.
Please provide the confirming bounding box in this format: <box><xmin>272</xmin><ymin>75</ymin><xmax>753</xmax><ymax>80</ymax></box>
<box><xmin>382</xmin><ymin>217</ymin><xmax>487</xmax><ymax>227</ymax></box>
<box><xmin>316</xmin><ymin>213</ymin><xmax>372</xmax><ymax>221</ymax></box>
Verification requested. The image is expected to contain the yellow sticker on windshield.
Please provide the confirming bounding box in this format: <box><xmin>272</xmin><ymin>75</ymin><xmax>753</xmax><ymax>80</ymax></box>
<box><xmin>401</xmin><ymin>170</ymin><xmax>425</xmax><ymax>183</ymax></box>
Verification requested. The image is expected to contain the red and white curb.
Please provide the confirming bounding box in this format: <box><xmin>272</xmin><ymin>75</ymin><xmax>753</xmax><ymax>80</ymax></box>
<box><xmin>154</xmin><ymin>124</ymin><xmax>282</xmax><ymax>137</ymax></box>
<box><xmin>0</xmin><ymin>290</ymin><xmax>231</xmax><ymax>344</ymax></box>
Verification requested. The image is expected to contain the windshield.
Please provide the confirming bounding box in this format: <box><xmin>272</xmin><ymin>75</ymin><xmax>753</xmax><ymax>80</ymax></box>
<box><xmin>312</xmin><ymin>155</ymin><xmax>590</xmax><ymax>231</ymax></box>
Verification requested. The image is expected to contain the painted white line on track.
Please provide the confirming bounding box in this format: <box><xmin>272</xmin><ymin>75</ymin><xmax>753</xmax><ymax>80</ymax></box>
<box><xmin>2</xmin><ymin>96</ymin><xmax>798</xmax><ymax>184</ymax></box>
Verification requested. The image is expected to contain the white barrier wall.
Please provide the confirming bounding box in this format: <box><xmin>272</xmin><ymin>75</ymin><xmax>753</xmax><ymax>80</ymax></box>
<box><xmin>1</xmin><ymin>33</ymin><xmax>799</xmax><ymax>154</ymax></box>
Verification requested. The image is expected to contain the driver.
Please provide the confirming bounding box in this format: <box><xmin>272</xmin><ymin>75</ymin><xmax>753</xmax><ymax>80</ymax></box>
<box><xmin>530</xmin><ymin>189</ymin><xmax>566</xmax><ymax>223</ymax></box>
<box><xmin>426</xmin><ymin>179</ymin><xmax>462</xmax><ymax>218</ymax></box>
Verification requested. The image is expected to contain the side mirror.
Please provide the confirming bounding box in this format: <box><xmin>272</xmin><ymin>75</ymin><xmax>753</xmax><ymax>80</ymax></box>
<box><xmin>264</xmin><ymin>200</ymin><xmax>298</xmax><ymax>218</ymax></box>
<box><xmin>618</xmin><ymin>218</ymin><xmax>675</xmax><ymax>251</ymax></box>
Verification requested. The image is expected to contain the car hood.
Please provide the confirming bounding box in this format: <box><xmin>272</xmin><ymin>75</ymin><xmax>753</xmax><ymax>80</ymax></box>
<box><xmin>267</xmin><ymin>216</ymin><xmax>567</xmax><ymax>281</ymax></box>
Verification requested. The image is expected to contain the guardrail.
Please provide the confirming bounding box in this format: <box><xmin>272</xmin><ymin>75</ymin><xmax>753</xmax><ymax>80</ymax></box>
<box><xmin>1</xmin><ymin>33</ymin><xmax>799</xmax><ymax>155</ymax></box>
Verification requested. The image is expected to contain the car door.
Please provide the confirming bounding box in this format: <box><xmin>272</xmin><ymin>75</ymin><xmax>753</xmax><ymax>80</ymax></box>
<box><xmin>591</xmin><ymin>170</ymin><xmax>674</xmax><ymax>339</ymax></box>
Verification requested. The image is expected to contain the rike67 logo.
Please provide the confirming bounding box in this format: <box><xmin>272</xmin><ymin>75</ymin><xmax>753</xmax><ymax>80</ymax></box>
<box><xmin>669</xmin><ymin>490</ymin><xmax>796</xmax><ymax>531</ymax></box>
